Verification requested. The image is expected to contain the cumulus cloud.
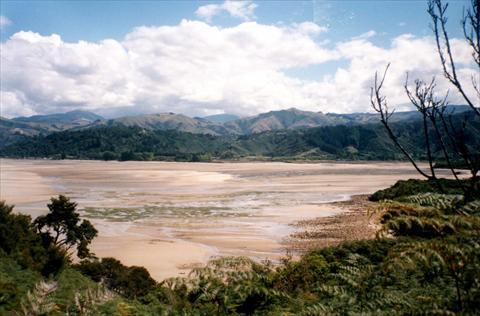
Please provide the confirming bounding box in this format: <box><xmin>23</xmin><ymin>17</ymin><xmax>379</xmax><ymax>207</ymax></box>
<box><xmin>1</xmin><ymin>20</ymin><xmax>337</xmax><ymax>117</ymax></box>
<box><xmin>196</xmin><ymin>0</ymin><xmax>257</xmax><ymax>22</ymax></box>
<box><xmin>302</xmin><ymin>34</ymin><xmax>476</xmax><ymax>113</ymax></box>
<box><xmin>0</xmin><ymin>15</ymin><xmax>11</xmax><ymax>30</ymax></box>
<box><xmin>0</xmin><ymin>19</ymin><xmax>477</xmax><ymax>118</ymax></box>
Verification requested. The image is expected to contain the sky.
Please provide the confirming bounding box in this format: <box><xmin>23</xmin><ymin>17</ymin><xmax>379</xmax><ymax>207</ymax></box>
<box><xmin>0</xmin><ymin>0</ymin><xmax>477</xmax><ymax>118</ymax></box>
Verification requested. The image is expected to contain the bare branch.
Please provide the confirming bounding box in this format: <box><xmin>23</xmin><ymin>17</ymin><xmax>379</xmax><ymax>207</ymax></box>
<box><xmin>428</xmin><ymin>0</ymin><xmax>480</xmax><ymax>116</ymax></box>
<box><xmin>371</xmin><ymin>65</ymin><xmax>432</xmax><ymax>179</ymax></box>
<box><xmin>404</xmin><ymin>76</ymin><xmax>441</xmax><ymax>184</ymax></box>
<box><xmin>462</xmin><ymin>0</ymin><xmax>480</xmax><ymax>66</ymax></box>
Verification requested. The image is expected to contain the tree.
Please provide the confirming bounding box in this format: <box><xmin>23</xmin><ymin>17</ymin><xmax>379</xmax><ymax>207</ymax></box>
<box><xmin>74</xmin><ymin>257</ymin><xmax>156</xmax><ymax>298</ymax></box>
<box><xmin>371</xmin><ymin>0</ymin><xmax>480</xmax><ymax>201</ymax></box>
<box><xmin>0</xmin><ymin>201</ymin><xmax>47</xmax><ymax>271</ymax></box>
<box><xmin>34</xmin><ymin>195</ymin><xmax>98</xmax><ymax>259</ymax></box>
<box><xmin>0</xmin><ymin>201</ymin><xmax>69</xmax><ymax>276</ymax></box>
<box><xmin>428</xmin><ymin>0</ymin><xmax>480</xmax><ymax>116</ymax></box>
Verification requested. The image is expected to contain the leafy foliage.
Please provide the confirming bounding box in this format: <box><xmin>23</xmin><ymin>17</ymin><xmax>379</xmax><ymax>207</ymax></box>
<box><xmin>0</xmin><ymin>257</ymin><xmax>40</xmax><ymax>313</ymax></box>
<box><xmin>0</xmin><ymin>201</ymin><xmax>67</xmax><ymax>276</ymax></box>
<box><xmin>74</xmin><ymin>257</ymin><xmax>156</xmax><ymax>299</ymax></box>
<box><xmin>369</xmin><ymin>178</ymin><xmax>471</xmax><ymax>201</ymax></box>
<box><xmin>34</xmin><ymin>195</ymin><xmax>98</xmax><ymax>259</ymax></box>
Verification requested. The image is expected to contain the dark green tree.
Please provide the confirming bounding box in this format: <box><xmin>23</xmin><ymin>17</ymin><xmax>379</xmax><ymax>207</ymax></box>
<box><xmin>0</xmin><ymin>201</ymin><xmax>46</xmax><ymax>271</ymax></box>
<box><xmin>34</xmin><ymin>195</ymin><xmax>98</xmax><ymax>259</ymax></box>
<box><xmin>74</xmin><ymin>257</ymin><xmax>156</xmax><ymax>298</ymax></box>
<box><xmin>0</xmin><ymin>201</ymin><xmax>68</xmax><ymax>276</ymax></box>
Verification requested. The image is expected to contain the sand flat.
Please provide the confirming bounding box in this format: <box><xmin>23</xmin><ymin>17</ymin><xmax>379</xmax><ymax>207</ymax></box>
<box><xmin>0</xmin><ymin>159</ymin><xmax>450</xmax><ymax>280</ymax></box>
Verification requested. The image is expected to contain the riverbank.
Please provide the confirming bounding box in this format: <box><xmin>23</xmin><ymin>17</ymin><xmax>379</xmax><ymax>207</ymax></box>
<box><xmin>287</xmin><ymin>195</ymin><xmax>378</xmax><ymax>252</ymax></box>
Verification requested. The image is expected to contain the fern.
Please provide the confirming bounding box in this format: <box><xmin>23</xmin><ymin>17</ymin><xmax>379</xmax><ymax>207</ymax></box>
<box><xmin>20</xmin><ymin>281</ymin><xmax>58</xmax><ymax>316</ymax></box>
<box><xmin>72</xmin><ymin>282</ymin><xmax>115</xmax><ymax>315</ymax></box>
<box><xmin>312</xmin><ymin>254</ymin><xmax>410</xmax><ymax>314</ymax></box>
<box><xmin>389</xmin><ymin>238</ymin><xmax>480</xmax><ymax>313</ymax></box>
<box><xmin>404</xmin><ymin>193</ymin><xmax>463</xmax><ymax>211</ymax></box>
<box><xmin>460</xmin><ymin>200</ymin><xmax>480</xmax><ymax>216</ymax></box>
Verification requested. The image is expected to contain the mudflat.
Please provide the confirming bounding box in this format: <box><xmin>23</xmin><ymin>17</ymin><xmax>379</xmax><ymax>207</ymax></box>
<box><xmin>0</xmin><ymin>159</ymin><xmax>446</xmax><ymax>280</ymax></box>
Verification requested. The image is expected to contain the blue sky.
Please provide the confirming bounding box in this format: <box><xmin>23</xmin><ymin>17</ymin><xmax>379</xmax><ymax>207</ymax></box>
<box><xmin>0</xmin><ymin>0</ymin><xmax>475</xmax><ymax>118</ymax></box>
<box><xmin>1</xmin><ymin>1</ymin><xmax>467</xmax><ymax>44</ymax></box>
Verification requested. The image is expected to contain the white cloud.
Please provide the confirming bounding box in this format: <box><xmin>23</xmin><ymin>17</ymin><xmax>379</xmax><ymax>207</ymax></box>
<box><xmin>352</xmin><ymin>30</ymin><xmax>376</xmax><ymax>40</ymax></box>
<box><xmin>0</xmin><ymin>19</ymin><xmax>477</xmax><ymax>118</ymax></box>
<box><xmin>300</xmin><ymin>34</ymin><xmax>477</xmax><ymax>113</ymax></box>
<box><xmin>295</xmin><ymin>22</ymin><xmax>328</xmax><ymax>35</ymax></box>
<box><xmin>0</xmin><ymin>16</ymin><xmax>11</xmax><ymax>30</ymax></box>
<box><xmin>196</xmin><ymin>0</ymin><xmax>257</xmax><ymax>22</ymax></box>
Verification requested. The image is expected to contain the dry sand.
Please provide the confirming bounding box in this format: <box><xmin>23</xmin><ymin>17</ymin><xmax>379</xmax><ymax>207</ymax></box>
<box><xmin>0</xmin><ymin>159</ymin><xmax>451</xmax><ymax>281</ymax></box>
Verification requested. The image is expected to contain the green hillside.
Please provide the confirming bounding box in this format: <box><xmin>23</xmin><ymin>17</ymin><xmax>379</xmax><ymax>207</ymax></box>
<box><xmin>2</xmin><ymin>106</ymin><xmax>474</xmax><ymax>150</ymax></box>
<box><xmin>0</xmin><ymin>111</ymin><xmax>104</xmax><ymax>148</ymax></box>
<box><xmin>2</xmin><ymin>113</ymin><xmax>479</xmax><ymax>162</ymax></box>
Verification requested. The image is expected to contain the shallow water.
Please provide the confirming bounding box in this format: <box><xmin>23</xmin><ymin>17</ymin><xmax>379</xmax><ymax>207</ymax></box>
<box><xmin>0</xmin><ymin>159</ymin><xmax>448</xmax><ymax>280</ymax></box>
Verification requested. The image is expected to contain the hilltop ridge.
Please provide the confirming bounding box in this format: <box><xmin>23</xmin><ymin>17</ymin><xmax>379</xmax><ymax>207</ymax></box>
<box><xmin>1</xmin><ymin>105</ymin><xmax>474</xmax><ymax>149</ymax></box>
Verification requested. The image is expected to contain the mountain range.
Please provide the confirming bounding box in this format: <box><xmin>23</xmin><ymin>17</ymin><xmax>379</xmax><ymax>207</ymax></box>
<box><xmin>1</xmin><ymin>106</ymin><xmax>477</xmax><ymax>161</ymax></box>
<box><xmin>0</xmin><ymin>110</ymin><xmax>103</xmax><ymax>148</ymax></box>
<box><xmin>2</xmin><ymin>105</ymin><xmax>473</xmax><ymax>148</ymax></box>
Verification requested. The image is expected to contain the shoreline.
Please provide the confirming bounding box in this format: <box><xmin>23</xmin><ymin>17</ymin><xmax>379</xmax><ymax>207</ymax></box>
<box><xmin>286</xmin><ymin>194</ymin><xmax>378</xmax><ymax>252</ymax></box>
<box><xmin>90</xmin><ymin>194</ymin><xmax>367</xmax><ymax>281</ymax></box>
<box><xmin>1</xmin><ymin>157</ymin><xmax>422</xmax><ymax>165</ymax></box>
<box><xmin>1</xmin><ymin>159</ymin><xmax>437</xmax><ymax>281</ymax></box>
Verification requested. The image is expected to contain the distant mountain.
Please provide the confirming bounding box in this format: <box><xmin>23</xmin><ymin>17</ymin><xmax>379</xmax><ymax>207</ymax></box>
<box><xmin>3</xmin><ymin>111</ymin><xmax>478</xmax><ymax>161</ymax></box>
<box><xmin>13</xmin><ymin>110</ymin><xmax>103</xmax><ymax>125</ymax></box>
<box><xmin>106</xmin><ymin>108</ymin><xmax>345</xmax><ymax>135</ymax></box>
<box><xmin>2</xmin><ymin>105</ymin><xmax>475</xmax><ymax>149</ymax></box>
<box><xmin>105</xmin><ymin>113</ymin><xmax>230</xmax><ymax>136</ymax></box>
<box><xmin>202</xmin><ymin>114</ymin><xmax>240</xmax><ymax>123</ymax></box>
<box><xmin>224</xmin><ymin>108</ymin><xmax>347</xmax><ymax>134</ymax></box>
<box><xmin>0</xmin><ymin>117</ymin><xmax>48</xmax><ymax>147</ymax></box>
<box><xmin>0</xmin><ymin>110</ymin><xmax>104</xmax><ymax>148</ymax></box>
<box><xmin>201</xmin><ymin>106</ymin><xmax>474</xmax><ymax>134</ymax></box>
<box><xmin>105</xmin><ymin>108</ymin><xmax>344</xmax><ymax>135</ymax></box>
<box><xmin>326</xmin><ymin>104</ymin><xmax>474</xmax><ymax>124</ymax></box>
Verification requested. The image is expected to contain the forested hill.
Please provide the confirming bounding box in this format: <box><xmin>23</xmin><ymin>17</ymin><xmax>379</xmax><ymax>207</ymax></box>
<box><xmin>2</xmin><ymin>113</ymin><xmax>479</xmax><ymax>162</ymax></box>
<box><xmin>2</xmin><ymin>106</ymin><xmax>474</xmax><ymax>149</ymax></box>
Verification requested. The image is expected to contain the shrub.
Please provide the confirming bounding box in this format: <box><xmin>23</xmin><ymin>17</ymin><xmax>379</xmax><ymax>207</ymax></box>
<box><xmin>74</xmin><ymin>258</ymin><xmax>156</xmax><ymax>299</ymax></box>
<box><xmin>369</xmin><ymin>178</ymin><xmax>466</xmax><ymax>201</ymax></box>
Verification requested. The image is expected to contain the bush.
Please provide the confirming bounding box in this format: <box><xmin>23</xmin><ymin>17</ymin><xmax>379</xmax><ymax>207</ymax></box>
<box><xmin>275</xmin><ymin>253</ymin><xmax>328</xmax><ymax>293</ymax></box>
<box><xmin>0</xmin><ymin>257</ymin><xmax>40</xmax><ymax>313</ymax></box>
<box><xmin>369</xmin><ymin>178</ymin><xmax>466</xmax><ymax>201</ymax></box>
<box><xmin>102</xmin><ymin>151</ymin><xmax>118</xmax><ymax>160</ymax></box>
<box><xmin>74</xmin><ymin>257</ymin><xmax>156</xmax><ymax>299</ymax></box>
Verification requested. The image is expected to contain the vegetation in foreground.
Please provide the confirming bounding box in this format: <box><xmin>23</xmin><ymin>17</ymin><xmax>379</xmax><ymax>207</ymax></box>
<box><xmin>1</xmin><ymin>178</ymin><xmax>479</xmax><ymax>315</ymax></box>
